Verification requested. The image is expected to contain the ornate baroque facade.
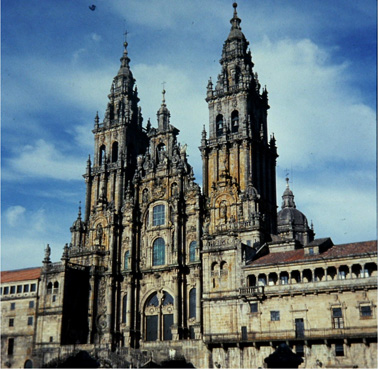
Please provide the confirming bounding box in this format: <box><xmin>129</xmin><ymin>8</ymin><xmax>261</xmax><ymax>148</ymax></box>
<box><xmin>1</xmin><ymin>4</ymin><xmax>377</xmax><ymax>368</ymax></box>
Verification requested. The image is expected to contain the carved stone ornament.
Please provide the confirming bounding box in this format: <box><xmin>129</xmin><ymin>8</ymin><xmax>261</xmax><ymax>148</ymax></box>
<box><xmin>217</xmin><ymin>103</ymin><xmax>222</xmax><ymax>112</ymax></box>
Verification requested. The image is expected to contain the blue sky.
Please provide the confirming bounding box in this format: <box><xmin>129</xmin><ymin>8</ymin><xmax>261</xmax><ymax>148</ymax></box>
<box><xmin>2</xmin><ymin>0</ymin><xmax>376</xmax><ymax>270</ymax></box>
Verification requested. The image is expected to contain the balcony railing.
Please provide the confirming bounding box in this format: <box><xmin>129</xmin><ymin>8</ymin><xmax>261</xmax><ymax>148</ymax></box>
<box><xmin>203</xmin><ymin>326</ymin><xmax>377</xmax><ymax>344</ymax></box>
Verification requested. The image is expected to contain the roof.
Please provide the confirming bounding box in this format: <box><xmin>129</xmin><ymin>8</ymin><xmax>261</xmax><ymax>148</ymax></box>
<box><xmin>1</xmin><ymin>267</ymin><xmax>41</xmax><ymax>283</ymax></box>
<box><xmin>248</xmin><ymin>240</ymin><xmax>377</xmax><ymax>267</ymax></box>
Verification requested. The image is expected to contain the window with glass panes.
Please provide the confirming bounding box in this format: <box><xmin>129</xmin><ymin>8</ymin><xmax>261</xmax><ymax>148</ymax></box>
<box><xmin>332</xmin><ymin>307</ymin><xmax>344</xmax><ymax>328</ymax></box>
<box><xmin>153</xmin><ymin>238</ymin><xmax>165</xmax><ymax>266</ymax></box>
<box><xmin>189</xmin><ymin>241</ymin><xmax>197</xmax><ymax>262</ymax></box>
<box><xmin>153</xmin><ymin>205</ymin><xmax>165</xmax><ymax>226</ymax></box>
<box><xmin>270</xmin><ymin>311</ymin><xmax>280</xmax><ymax>321</ymax></box>
<box><xmin>360</xmin><ymin>305</ymin><xmax>372</xmax><ymax>317</ymax></box>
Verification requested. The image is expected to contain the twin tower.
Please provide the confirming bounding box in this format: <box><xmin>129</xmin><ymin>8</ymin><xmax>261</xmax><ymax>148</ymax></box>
<box><xmin>40</xmin><ymin>3</ymin><xmax>312</xmax><ymax>354</ymax></box>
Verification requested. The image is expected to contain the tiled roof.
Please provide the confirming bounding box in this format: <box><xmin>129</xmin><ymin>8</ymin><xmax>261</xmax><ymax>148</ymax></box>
<box><xmin>249</xmin><ymin>240</ymin><xmax>377</xmax><ymax>267</ymax></box>
<box><xmin>1</xmin><ymin>267</ymin><xmax>41</xmax><ymax>283</ymax></box>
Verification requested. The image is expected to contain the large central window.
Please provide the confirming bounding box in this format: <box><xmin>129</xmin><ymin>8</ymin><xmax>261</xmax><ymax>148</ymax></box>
<box><xmin>153</xmin><ymin>205</ymin><xmax>165</xmax><ymax>226</ymax></box>
<box><xmin>153</xmin><ymin>238</ymin><xmax>165</xmax><ymax>266</ymax></box>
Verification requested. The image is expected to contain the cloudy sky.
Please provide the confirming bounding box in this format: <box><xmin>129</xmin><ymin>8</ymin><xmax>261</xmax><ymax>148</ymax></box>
<box><xmin>2</xmin><ymin>0</ymin><xmax>376</xmax><ymax>270</ymax></box>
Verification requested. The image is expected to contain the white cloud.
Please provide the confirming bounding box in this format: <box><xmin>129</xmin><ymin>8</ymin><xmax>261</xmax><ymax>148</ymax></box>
<box><xmin>6</xmin><ymin>139</ymin><xmax>84</xmax><ymax>181</ymax></box>
<box><xmin>1</xmin><ymin>206</ymin><xmax>66</xmax><ymax>270</ymax></box>
<box><xmin>4</xmin><ymin>206</ymin><xmax>26</xmax><ymax>227</ymax></box>
<box><xmin>91</xmin><ymin>33</ymin><xmax>102</xmax><ymax>42</ymax></box>
<box><xmin>252</xmin><ymin>37</ymin><xmax>375</xmax><ymax>169</ymax></box>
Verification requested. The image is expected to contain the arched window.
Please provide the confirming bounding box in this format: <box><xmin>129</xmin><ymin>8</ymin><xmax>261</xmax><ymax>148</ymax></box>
<box><xmin>189</xmin><ymin>288</ymin><xmax>196</xmax><ymax>319</ymax></box>
<box><xmin>124</xmin><ymin>251</ymin><xmax>130</xmax><ymax>270</ymax></box>
<box><xmin>99</xmin><ymin>145</ymin><xmax>106</xmax><ymax>165</ymax></box>
<box><xmin>47</xmin><ymin>282</ymin><xmax>52</xmax><ymax>294</ymax></box>
<box><xmin>53</xmin><ymin>281</ymin><xmax>59</xmax><ymax>293</ymax></box>
<box><xmin>24</xmin><ymin>360</ymin><xmax>33</xmax><ymax>368</ymax></box>
<box><xmin>153</xmin><ymin>238</ymin><xmax>165</xmax><ymax>266</ymax></box>
<box><xmin>189</xmin><ymin>241</ymin><xmax>197</xmax><ymax>262</ymax></box>
<box><xmin>153</xmin><ymin>205</ymin><xmax>165</xmax><ymax>226</ymax></box>
<box><xmin>231</xmin><ymin>110</ymin><xmax>239</xmax><ymax>133</ymax></box>
<box><xmin>122</xmin><ymin>295</ymin><xmax>127</xmax><ymax>324</ymax></box>
<box><xmin>112</xmin><ymin>141</ymin><xmax>118</xmax><ymax>163</ymax></box>
<box><xmin>216</xmin><ymin>114</ymin><xmax>224</xmax><ymax>137</ymax></box>
<box><xmin>145</xmin><ymin>291</ymin><xmax>174</xmax><ymax>342</ymax></box>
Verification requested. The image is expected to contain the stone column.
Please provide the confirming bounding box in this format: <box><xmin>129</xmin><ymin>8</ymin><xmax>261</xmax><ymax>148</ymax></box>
<box><xmin>172</xmin><ymin>275</ymin><xmax>180</xmax><ymax>340</ymax></box>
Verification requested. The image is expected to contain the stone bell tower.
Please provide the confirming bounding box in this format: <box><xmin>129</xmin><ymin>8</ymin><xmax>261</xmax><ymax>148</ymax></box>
<box><xmin>66</xmin><ymin>40</ymin><xmax>148</xmax><ymax>346</ymax></box>
<box><xmin>200</xmin><ymin>2</ymin><xmax>278</xmax><ymax>240</ymax></box>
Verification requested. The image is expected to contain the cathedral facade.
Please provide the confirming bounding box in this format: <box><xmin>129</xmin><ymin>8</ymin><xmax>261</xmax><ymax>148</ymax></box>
<box><xmin>1</xmin><ymin>4</ymin><xmax>377</xmax><ymax>368</ymax></box>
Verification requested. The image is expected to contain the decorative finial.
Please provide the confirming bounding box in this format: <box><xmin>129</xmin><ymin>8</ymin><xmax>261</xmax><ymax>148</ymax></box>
<box><xmin>78</xmin><ymin>201</ymin><xmax>82</xmax><ymax>219</ymax></box>
<box><xmin>95</xmin><ymin>111</ymin><xmax>99</xmax><ymax>126</ymax></box>
<box><xmin>285</xmin><ymin>177</ymin><xmax>290</xmax><ymax>187</ymax></box>
<box><xmin>161</xmin><ymin>85</ymin><xmax>166</xmax><ymax>104</ymax></box>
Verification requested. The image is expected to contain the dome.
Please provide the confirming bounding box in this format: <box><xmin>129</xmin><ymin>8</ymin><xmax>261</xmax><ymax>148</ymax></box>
<box><xmin>277</xmin><ymin>178</ymin><xmax>309</xmax><ymax>229</ymax></box>
<box><xmin>277</xmin><ymin>207</ymin><xmax>308</xmax><ymax>228</ymax></box>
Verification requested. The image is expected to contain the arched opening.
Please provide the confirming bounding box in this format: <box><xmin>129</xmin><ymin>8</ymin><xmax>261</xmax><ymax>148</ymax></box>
<box><xmin>248</xmin><ymin>275</ymin><xmax>256</xmax><ymax>287</ymax></box>
<box><xmin>258</xmin><ymin>274</ymin><xmax>267</xmax><ymax>286</ymax></box>
<box><xmin>24</xmin><ymin>360</ymin><xmax>33</xmax><ymax>368</ymax></box>
<box><xmin>47</xmin><ymin>282</ymin><xmax>52</xmax><ymax>294</ymax></box>
<box><xmin>153</xmin><ymin>238</ymin><xmax>165</xmax><ymax>266</ymax></box>
<box><xmin>352</xmin><ymin>264</ymin><xmax>362</xmax><ymax>278</ymax></box>
<box><xmin>111</xmin><ymin>141</ymin><xmax>118</xmax><ymax>163</ymax></box>
<box><xmin>99</xmin><ymin>145</ymin><xmax>106</xmax><ymax>165</ymax></box>
<box><xmin>189</xmin><ymin>241</ymin><xmax>197</xmax><ymax>262</ymax></box>
<box><xmin>302</xmin><ymin>269</ymin><xmax>312</xmax><ymax>283</ymax></box>
<box><xmin>216</xmin><ymin>114</ymin><xmax>224</xmax><ymax>137</ymax></box>
<box><xmin>145</xmin><ymin>291</ymin><xmax>174</xmax><ymax>342</ymax></box>
<box><xmin>156</xmin><ymin>143</ymin><xmax>166</xmax><ymax>164</ymax></box>
<box><xmin>231</xmin><ymin>110</ymin><xmax>239</xmax><ymax>133</ymax></box>
<box><xmin>338</xmin><ymin>265</ymin><xmax>349</xmax><ymax>279</ymax></box>
<box><xmin>314</xmin><ymin>268</ymin><xmax>325</xmax><ymax>282</ymax></box>
<box><xmin>122</xmin><ymin>295</ymin><xmax>127</xmax><ymax>324</ymax></box>
<box><xmin>364</xmin><ymin>262</ymin><xmax>377</xmax><ymax>277</ymax></box>
<box><xmin>53</xmin><ymin>281</ymin><xmax>59</xmax><ymax>294</ymax></box>
<box><xmin>268</xmin><ymin>272</ymin><xmax>278</xmax><ymax>286</ymax></box>
<box><xmin>124</xmin><ymin>251</ymin><xmax>130</xmax><ymax>270</ymax></box>
<box><xmin>189</xmin><ymin>288</ymin><xmax>196</xmax><ymax>319</ymax></box>
<box><xmin>280</xmin><ymin>272</ymin><xmax>289</xmax><ymax>285</ymax></box>
<box><xmin>291</xmin><ymin>270</ymin><xmax>301</xmax><ymax>284</ymax></box>
<box><xmin>327</xmin><ymin>266</ymin><xmax>337</xmax><ymax>280</ymax></box>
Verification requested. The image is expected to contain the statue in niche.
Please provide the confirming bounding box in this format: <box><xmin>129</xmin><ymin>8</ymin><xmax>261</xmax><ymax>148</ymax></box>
<box><xmin>96</xmin><ymin>224</ymin><xmax>103</xmax><ymax>243</ymax></box>
<box><xmin>142</xmin><ymin>189</ymin><xmax>149</xmax><ymax>203</ymax></box>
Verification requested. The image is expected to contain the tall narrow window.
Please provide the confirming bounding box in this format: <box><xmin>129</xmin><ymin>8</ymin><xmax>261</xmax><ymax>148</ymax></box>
<box><xmin>124</xmin><ymin>251</ymin><xmax>130</xmax><ymax>270</ymax></box>
<box><xmin>27</xmin><ymin>317</ymin><xmax>33</xmax><ymax>326</ymax></box>
<box><xmin>111</xmin><ymin>141</ymin><xmax>118</xmax><ymax>163</ymax></box>
<box><xmin>189</xmin><ymin>241</ymin><xmax>197</xmax><ymax>262</ymax></box>
<box><xmin>30</xmin><ymin>284</ymin><xmax>36</xmax><ymax>292</ymax></box>
<box><xmin>216</xmin><ymin>114</ymin><xmax>224</xmax><ymax>137</ymax></box>
<box><xmin>231</xmin><ymin>110</ymin><xmax>239</xmax><ymax>133</ymax></box>
<box><xmin>335</xmin><ymin>343</ymin><xmax>344</xmax><ymax>356</ymax></box>
<box><xmin>99</xmin><ymin>145</ymin><xmax>106</xmax><ymax>165</ymax></box>
<box><xmin>8</xmin><ymin>338</ymin><xmax>14</xmax><ymax>355</ymax></box>
<box><xmin>122</xmin><ymin>295</ymin><xmax>127</xmax><ymax>324</ymax></box>
<box><xmin>189</xmin><ymin>288</ymin><xmax>196</xmax><ymax>319</ymax></box>
<box><xmin>53</xmin><ymin>281</ymin><xmax>59</xmax><ymax>294</ymax></box>
<box><xmin>153</xmin><ymin>238</ymin><xmax>165</xmax><ymax>266</ymax></box>
<box><xmin>332</xmin><ymin>307</ymin><xmax>344</xmax><ymax>328</ymax></box>
<box><xmin>153</xmin><ymin>205</ymin><xmax>165</xmax><ymax>226</ymax></box>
